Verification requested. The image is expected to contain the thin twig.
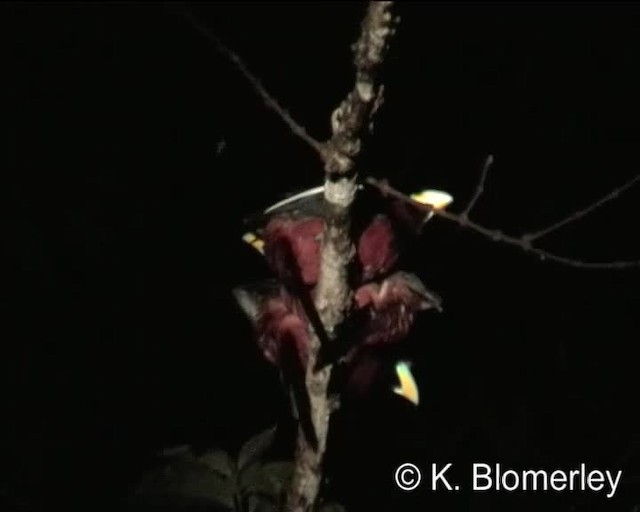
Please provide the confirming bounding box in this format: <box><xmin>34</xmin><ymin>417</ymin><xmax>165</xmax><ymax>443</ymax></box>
<box><xmin>461</xmin><ymin>154</ymin><xmax>494</xmax><ymax>218</ymax></box>
<box><xmin>181</xmin><ymin>7</ymin><xmax>326</xmax><ymax>156</ymax></box>
<box><xmin>367</xmin><ymin>177</ymin><xmax>640</xmax><ymax>269</ymax></box>
<box><xmin>179</xmin><ymin>4</ymin><xmax>398</xmax><ymax>178</ymax></box>
<box><xmin>527</xmin><ymin>172</ymin><xmax>640</xmax><ymax>241</ymax></box>
<box><xmin>180</xmin><ymin>5</ymin><xmax>640</xmax><ymax>265</ymax></box>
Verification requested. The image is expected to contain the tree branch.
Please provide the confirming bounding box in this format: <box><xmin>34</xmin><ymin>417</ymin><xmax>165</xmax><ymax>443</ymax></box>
<box><xmin>180</xmin><ymin>7</ymin><xmax>326</xmax><ymax>156</ymax></box>
<box><xmin>183</xmin><ymin>4</ymin><xmax>397</xmax><ymax>509</ymax></box>
<box><xmin>285</xmin><ymin>3</ymin><xmax>398</xmax><ymax>512</ymax></box>
<box><xmin>322</xmin><ymin>1</ymin><xmax>396</xmax><ymax>175</ymax></box>
<box><xmin>461</xmin><ymin>154</ymin><xmax>493</xmax><ymax>219</ymax></box>
<box><xmin>366</xmin><ymin>176</ymin><xmax>640</xmax><ymax>269</ymax></box>
<box><xmin>182</xmin><ymin>6</ymin><xmax>639</xmax><ymax>512</ymax></box>
<box><xmin>526</xmin><ymin>171</ymin><xmax>640</xmax><ymax>242</ymax></box>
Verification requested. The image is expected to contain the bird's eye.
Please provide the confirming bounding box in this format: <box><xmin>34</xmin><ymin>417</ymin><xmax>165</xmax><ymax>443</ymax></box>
<box><xmin>410</xmin><ymin>189</ymin><xmax>454</xmax><ymax>209</ymax></box>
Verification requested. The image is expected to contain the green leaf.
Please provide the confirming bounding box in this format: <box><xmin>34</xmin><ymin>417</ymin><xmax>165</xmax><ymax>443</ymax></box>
<box><xmin>174</xmin><ymin>462</ymin><xmax>235</xmax><ymax>508</ymax></box>
<box><xmin>199</xmin><ymin>449</ymin><xmax>235</xmax><ymax>480</ymax></box>
<box><xmin>318</xmin><ymin>502</ymin><xmax>347</xmax><ymax>512</ymax></box>
<box><xmin>237</xmin><ymin>425</ymin><xmax>277</xmax><ymax>471</ymax></box>
<box><xmin>158</xmin><ymin>444</ymin><xmax>195</xmax><ymax>461</ymax></box>
<box><xmin>134</xmin><ymin>458</ymin><xmax>236</xmax><ymax>511</ymax></box>
<box><xmin>240</xmin><ymin>461</ymin><xmax>293</xmax><ymax>498</ymax></box>
<box><xmin>242</xmin><ymin>492</ymin><xmax>278</xmax><ymax>512</ymax></box>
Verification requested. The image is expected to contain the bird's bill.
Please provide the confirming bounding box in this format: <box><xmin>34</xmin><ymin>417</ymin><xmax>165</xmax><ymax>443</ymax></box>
<box><xmin>417</xmin><ymin>288</ymin><xmax>443</xmax><ymax>311</ymax></box>
<box><xmin>392</xmin><ymin>272</ymin><xmax>443</xmax><ymax>311</ymax></box>
<box><xmin>233</xmin><ymin>281</ymin><xmax>281</xmax><ymax>323</ymax></box>
<box><xmin>393</xmin><ymin>360</ymin><xmax>420</xmax><ymax>406</ymax></box>
<box><xmin>243</xmin><ymin>187</ymin><xmax>453</xmax><ymax>259</ymax></box>
<box><xmin>410</xmin><ymin>189</ymin><xmax>454</xmax><ymax>210</ymax></box>
<box><xmin>264</xmin><ymin>186</ymin><xmax>325</xmax><ymax>214</ymax></box>
<box><xmin>242</xmin><ymin>232</ymin><xmax>265</xmax><ymax>255</ymax></box>
<box><xmin>265</xmin><ymin>186</ymin><xmax>453</xmax><ymax>214</ymax></box>
<box><xmin>232</xmin><ymin>287</ymin><xmax>261</xmax><ymax>324</ymax></box>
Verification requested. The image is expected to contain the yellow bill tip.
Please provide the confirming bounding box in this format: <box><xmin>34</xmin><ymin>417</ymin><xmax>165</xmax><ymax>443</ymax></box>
<box><xmin>242</xmin><ymin>232</ymin><xmax>265</xmax><ymax>255</ymax></box>
<box><xmin>393</xmin><ymin>360</ymin><xmax>420</xmax><ymax>406</ymax></box>
<box><xmin>410</xmin><ymin>189</ymin><xmax>454</xmax><ymax>210</ymax></box>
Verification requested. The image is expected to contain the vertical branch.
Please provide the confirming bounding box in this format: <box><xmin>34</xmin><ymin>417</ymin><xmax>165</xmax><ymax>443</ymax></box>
<box><xmin>285</xmin><ymin>3</ymin><xmax>398</xmax><ymax>511</ymax></box>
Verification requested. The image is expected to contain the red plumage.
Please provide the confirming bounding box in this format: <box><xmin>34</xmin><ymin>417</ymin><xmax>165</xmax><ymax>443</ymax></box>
<box><xmin>353</xmin><ymin>271</ymin><xmax>440</xmax><ymax>348</ymax></box>
<box><xmin>259</xmin><ymin>188</ymin><xmax>415</xmax><ymax>288</ymax></box>
<box><xmin>263</xmin><ymin>216</ymin><xmax>324</xmax><ymax>286</ymax></box>
<box><xmin>357</xmin><ymin>215</ymin><xmax>399</xmax><ymax>281</ymax></box>
<box><xmin>234</xmin><ymin>283</ymin><xmax>310</xmax><ymax>367</ymax></box>
<box><xmin>233</xmin><ymin>281</ymin><xmax>318</xmax><ymax>446</ymax></box>
<box><xmin>235</xmin><ymin>184</ymin><xmax>442</xmax><ymax>410</ymax></box>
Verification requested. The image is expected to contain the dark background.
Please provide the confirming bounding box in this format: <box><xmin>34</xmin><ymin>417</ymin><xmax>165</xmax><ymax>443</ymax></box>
<box><xmin>4</xmin><ymin>2</ymin><xmax>640</xmax><ymax>511</ymax></box>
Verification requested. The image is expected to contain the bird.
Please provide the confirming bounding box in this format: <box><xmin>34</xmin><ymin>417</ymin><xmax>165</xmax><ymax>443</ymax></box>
<box><xmin>233</xmin><ymin>182</ymin><xmax>450</xmax><ymax>428</ymax></box>
<box><xmin>233</xmin><ymin>280</ymin><xmax>318</xmax><ymax>449</ymax></box>
<box><xmin>240</xmin><ymin>183</ymin><xmax>453</xmax><ymax>287</ymax></box>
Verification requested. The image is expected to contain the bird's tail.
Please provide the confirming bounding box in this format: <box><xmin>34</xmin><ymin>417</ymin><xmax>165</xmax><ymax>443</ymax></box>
<box><xmin>279</xmin><ymin>334</ymin><xmax>318</xmax><ymax>451</ymax></box>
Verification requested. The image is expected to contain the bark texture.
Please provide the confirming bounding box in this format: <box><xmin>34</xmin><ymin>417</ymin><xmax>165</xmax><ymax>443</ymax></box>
<box><xmin>285</xmin><ymin>3</ymin><xmax>398</xmax><ymax>511</ymax></box>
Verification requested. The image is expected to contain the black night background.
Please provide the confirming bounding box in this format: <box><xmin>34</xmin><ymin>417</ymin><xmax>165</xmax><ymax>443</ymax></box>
<box><xmin>4</xmin><ymin>3</ymin><xmax>640</xmax><ymax>512</ymax></box>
